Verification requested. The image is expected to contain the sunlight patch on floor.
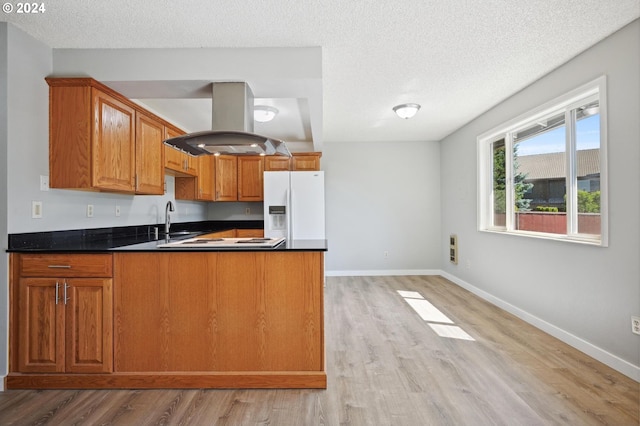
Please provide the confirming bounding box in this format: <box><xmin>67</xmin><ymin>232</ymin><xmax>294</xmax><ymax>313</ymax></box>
<box><xmin>404</xmin><ymin>298</ymin><xmax>454</xmax><ymax>324</ymax></box>
<box><xmin>397</xmin><ymin>290</ymin><xmax>475</xmax><ymax>341</ymax></box>
<box><xmin>428</xmin><ymin>324</ymin><xmax>475</xmax><ymax>341</ymax></box>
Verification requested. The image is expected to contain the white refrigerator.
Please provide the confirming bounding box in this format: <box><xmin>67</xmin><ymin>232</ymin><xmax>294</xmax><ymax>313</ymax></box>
<box><xmin>263</xmin><ymin>171</ymin><xmax>326</xmax><ymax>240</ymax></box>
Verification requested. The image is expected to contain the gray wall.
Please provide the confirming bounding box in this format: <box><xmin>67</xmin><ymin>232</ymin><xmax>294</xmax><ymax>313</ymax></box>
<box><xmin>440</xmin><ymin>20</ymin><xmax>639</xmax><ymax>379</ymax></box>
<box><xmin>4</xmin><ymin>30</ymin><xmax>209</xmax><ymax>234</ymax></box>
<box><xmin>323</xmin><ymin>140</ymin><xmax>442</xmax><ymax>274</ymax></box>
<box><xmin>0</xmin><ymin>23</ymin><xmax>8</xmax><ymax>384</ymax></box>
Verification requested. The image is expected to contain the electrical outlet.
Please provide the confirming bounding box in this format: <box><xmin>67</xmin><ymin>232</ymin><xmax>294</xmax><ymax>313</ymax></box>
<box><xmin>384</xmin><ymin>251</ymin><xmax>389</xmax><ymax>258</ymax></box>
<box><xmin>87</xmin><ymin>204</ymin><xmax>94</xmax><ymax>218</ymax></box>
<box><xmin>245</xmin><ymin>207</ymin><xmax>251</xmax><ymax>215</ymax></box>
<box><xmin>632</xmin><ymin>316</ymin><xmax>640</xmax><ymax>335</ymax></box>
<box><xmin>115</xmin><ymin>205</ymin><xmax>121</xmax><ymax>217</ymax></box>
<box><xmin>32</xmin><ymin>201</ymin><xmax>43</xmax><ymax>219</ymax></box>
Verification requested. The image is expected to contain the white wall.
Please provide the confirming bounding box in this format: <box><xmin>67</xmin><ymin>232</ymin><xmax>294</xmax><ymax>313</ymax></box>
<box><xmin>323</xmin><ymin>141</ymin><xmax>441</xmax><ymax>274</ymax></box>
<box><xmin>440</xmin><ymin>20</ymin><xmax>640</xmax><ymax>379</ymax></box>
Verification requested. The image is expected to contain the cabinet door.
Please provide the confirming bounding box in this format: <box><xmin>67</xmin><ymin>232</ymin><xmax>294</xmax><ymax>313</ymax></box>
<box><xmin>114</xmin><ymin>253</ymin><xmax>218</xmax><ymax>372</ymax></box>
<box><xmin>164</xmin><ymin>126</ymin><xmax>197</xmax><ymax>176</ymax></box>
<box><xmin>165</xmin><ymin>146</ymin><xmax>185</xmax><ymax>173</ymax></box>
<box><xmin>66</xmin><ymin>278</ymin><xmax>113</xmax><ymax>373</ymax></box>
<box><xmin>92</xmin><ymin>89</ymin><xmax>136</xmax><ymax>192</ymax></box>
<box><xmin>215</xmin><ymin>155</ymin><xmax>238</xmax><ymax>201</ymax></box>
<box><xmin>18</xmin><ymin>278</ymin><xmax>65</xmax><ymax>373</ymax></box>
<box><xmin>291</xmin><ymin>153</ymin><xmax>321</xmax><ymax>171</ymax></box>
<box><xmin>197</xmin><ymin>155</ymin><xmax>215</xmax><ymax>201</ymax></box>
<box><xmin>238</xmin><ymin>156</ymin><xmax>264</xmax><ymax>201</ymax></box>
<box><xmin>264</xmin><ymin>156</ymin><xmax>290</xmax><ymax>171</ymax></box>
<box><xmin>135</xmin><ymin>112</ymin><xmax>165</xmax><ymax>195</ymax></box>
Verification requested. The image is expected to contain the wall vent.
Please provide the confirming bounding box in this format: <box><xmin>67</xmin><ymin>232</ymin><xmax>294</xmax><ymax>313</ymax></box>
<box><xmin>449</xmin><ymin>234</ymin><xmax>458</xmax><ymax>264</ymax></box>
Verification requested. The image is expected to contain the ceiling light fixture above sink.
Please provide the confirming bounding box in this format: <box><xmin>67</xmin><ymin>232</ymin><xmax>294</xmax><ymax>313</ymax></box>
<box><xmin>254</xmin><ymin>105</ymin><xmax>279</xmax><ymax>122</ymax></box>
<box><xmin>393</xmin><ymin>103</ymin><xmax>421</xmax><ymax>119</ymax></box>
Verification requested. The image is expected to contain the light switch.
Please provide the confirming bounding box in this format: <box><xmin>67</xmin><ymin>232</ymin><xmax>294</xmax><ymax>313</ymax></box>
<box><xmin>40</xmin><ymin>175</ymin><xmax>49</xmax><ymax>191</ymax></box>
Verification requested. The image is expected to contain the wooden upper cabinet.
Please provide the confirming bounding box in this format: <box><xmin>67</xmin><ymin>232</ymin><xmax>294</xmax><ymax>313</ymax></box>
<box><xmin>215</xmin><ymin>155</ymin><xmax>238</xmax><ymax>201</ymax></box>
<box><xmin>135</xmin><ymin>112</ymin><xmax>165</xmax><ymax>195</ymax></box>
<box><xmin>47</xmin><ymin>79</ymin><xmax>136</xmax><ymax>193</ymax></box>
<box><xmin>238</xmin><ymin>156</ymin><xmax>264</xmax><ymax>201</ymax></box>
<box><xmin>164</xmin><ymin>125</ymin><xmax>197</xmax><ymax>177</ymax></box>
<box><xmin>264</xmin><ymin>156</ymin><xmax>291</xmax><ymax>171</ymax></box>
<box><xmin>197</xmin><ymin>155</ymin><xmax>215</xmax><ymax>201</ymax></box>
<box><xmin>176</xmin><ymin>155</ymin><xmax>215</xmax><ymax>201</ymax></box>
<box><xmin>92</xmin><ymin>90</ymin><xmax>136</xmax><ymax>192</ymax></box>
<box><xmin>291</xmin><ymin>152</ymin><xmax>322</xmax><ymax>171</ymax></box>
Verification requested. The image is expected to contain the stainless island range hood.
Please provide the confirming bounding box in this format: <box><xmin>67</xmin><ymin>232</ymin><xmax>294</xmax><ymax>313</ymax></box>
<box><xmin>163</xmin><ymin>82</ymin><xmax>291</xmax><ymax>157</ymax></box>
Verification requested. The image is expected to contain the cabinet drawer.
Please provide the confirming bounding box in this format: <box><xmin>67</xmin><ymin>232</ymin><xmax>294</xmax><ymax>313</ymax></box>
<box><xmin>19</xmin><ymin>254</ymin><xmax>113</xmax><ymax>277</ymax></box>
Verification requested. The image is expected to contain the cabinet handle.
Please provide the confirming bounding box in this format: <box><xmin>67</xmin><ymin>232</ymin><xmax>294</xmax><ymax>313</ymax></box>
<box><xmin>55</xmin><ymin>281</ymin><xmax>60</xmax><ymax>305</ymax></box>
<box><xmin>48</xmin><ymin>265</ymin><xmax>71</xmax><ymax>269</ymax></box>
<box><xmin>64</xmin><ymin>281</ymin><xmax>70</xmax><ymax>305</ymax></box>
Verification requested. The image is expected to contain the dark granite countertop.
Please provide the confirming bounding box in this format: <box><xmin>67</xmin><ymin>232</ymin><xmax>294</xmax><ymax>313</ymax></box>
<box><xmin>7</xmin><ymin>220</ymin><xmax>327</xmax><ymax>253</ymax></box>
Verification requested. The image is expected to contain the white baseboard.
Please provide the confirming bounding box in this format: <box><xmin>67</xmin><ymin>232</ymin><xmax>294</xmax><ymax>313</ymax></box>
<box><xmin>440</xmin><ymin>271</ymin><xmax>640</xmax><ymax>382</ymax></box>
<box><xmin>325</xmin><ymin>269</ymin><xmax>441</xmax><ymax>277</ymax></box>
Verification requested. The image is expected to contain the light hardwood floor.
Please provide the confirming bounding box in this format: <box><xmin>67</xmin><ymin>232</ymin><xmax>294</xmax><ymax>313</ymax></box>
<box><xmin>0</xmin><ymin>275</ymin><xmax>637</xmax><ymax>425</ymax></box>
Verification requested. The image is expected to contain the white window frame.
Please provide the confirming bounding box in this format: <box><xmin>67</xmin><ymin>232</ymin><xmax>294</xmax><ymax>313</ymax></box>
<box><xmin>477</xmin><ymin>76</ymin><xmax>608</xmax><ymax>246</ymax></box>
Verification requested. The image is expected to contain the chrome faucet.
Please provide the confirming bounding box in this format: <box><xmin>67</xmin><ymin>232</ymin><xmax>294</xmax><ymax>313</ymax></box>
<box><xmin>165</xmin><ymin>200</ymin><xmax>175</xmax><ymax>236</ymax></box>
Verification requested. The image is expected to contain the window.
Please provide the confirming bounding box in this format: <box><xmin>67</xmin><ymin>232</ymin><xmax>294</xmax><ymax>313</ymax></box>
<box><xmin>478</xmin><ymin>77</ymin><xmax>607</xmax><ymax>246</ymax></box>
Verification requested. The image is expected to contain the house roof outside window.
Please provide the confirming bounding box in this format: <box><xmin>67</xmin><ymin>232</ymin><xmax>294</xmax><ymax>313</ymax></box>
<box><xmin>518</xmin><ymin>149</ymin><xmax>600</xmax><ymax>180</ymax></box>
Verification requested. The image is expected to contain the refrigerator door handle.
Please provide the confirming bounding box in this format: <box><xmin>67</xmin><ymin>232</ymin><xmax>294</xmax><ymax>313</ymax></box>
<box><xmin>287</xmin><ymin>187</ymin><xmax>293</xmax><ymax>241</ymax></box>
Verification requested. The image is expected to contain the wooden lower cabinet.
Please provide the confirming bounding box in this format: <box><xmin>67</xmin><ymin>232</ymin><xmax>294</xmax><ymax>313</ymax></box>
<box><xmin>200</xmin><ymin>229</ymin><xmax>237</xmax><ymax>239</ymax></box>
<box><xmin>8</xmin><ymin>250</ymin><xmax>325</xmax><ymax>389</ymax></box>
<box><xmin>11</xmin><ymin>254</ymin><xmax>113</xmax><ymax>375</ymax></box>
<box><xmin>235</xmin><ymin>228</ymin><xmax>264</xmax><ymax>238</ymax></box>
<box><xmin>113</xmin><ymin>252</ymin><xmax>324</xmax><ymax>374</ymax></box>
<box><xmin>18</xmin><ymin>277</ymin><xmax>113</xmax><ymax>374</ymax></box>
<box><xmin>198</xmin><ymin>229</ymin><xmax>263</xmax><ymax>239</ymax></box>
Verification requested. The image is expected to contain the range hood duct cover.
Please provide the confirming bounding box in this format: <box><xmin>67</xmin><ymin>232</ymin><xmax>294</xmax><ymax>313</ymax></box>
<box><xmin>163</xmin><ymin>82</ymin><xmax>291</xmax><ymax>157</ymax></box>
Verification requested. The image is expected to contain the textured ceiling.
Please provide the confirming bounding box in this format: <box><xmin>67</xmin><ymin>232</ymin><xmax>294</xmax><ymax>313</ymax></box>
<box><xmin>3</xmin><ymin>0</ymin><xmax>639</xmax><ymax>147</ymax></box>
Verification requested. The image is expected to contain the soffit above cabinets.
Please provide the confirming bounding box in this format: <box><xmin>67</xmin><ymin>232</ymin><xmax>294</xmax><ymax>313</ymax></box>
<box><xmin>9</xmin><ymin>1</ymin><xmax>640</xmax><ymax>145</ymax></box>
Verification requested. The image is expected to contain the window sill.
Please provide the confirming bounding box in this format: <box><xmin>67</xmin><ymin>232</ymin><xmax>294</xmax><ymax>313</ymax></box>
<box><xmin>480</xmin><ymin>228</ymin><xmax>605</xmax><ymax>247</ymax></box>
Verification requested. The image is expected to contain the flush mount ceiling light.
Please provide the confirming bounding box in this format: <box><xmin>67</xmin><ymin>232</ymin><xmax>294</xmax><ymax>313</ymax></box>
<box><xmin>254</xmin><ymin>105</ymin><xmax>279</xmax><ymax>122</ymax></box>
<box><xmin>393</xmin><ymin>103</ymin><xmax>421</xmax><ymax>119</ymax></box>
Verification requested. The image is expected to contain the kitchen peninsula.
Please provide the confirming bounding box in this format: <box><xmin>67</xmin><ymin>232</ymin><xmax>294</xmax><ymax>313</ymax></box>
<box><xmin>6</xmin><ymin>224</ymin><xmax>327</xmax><ymax>390</ymax></box>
